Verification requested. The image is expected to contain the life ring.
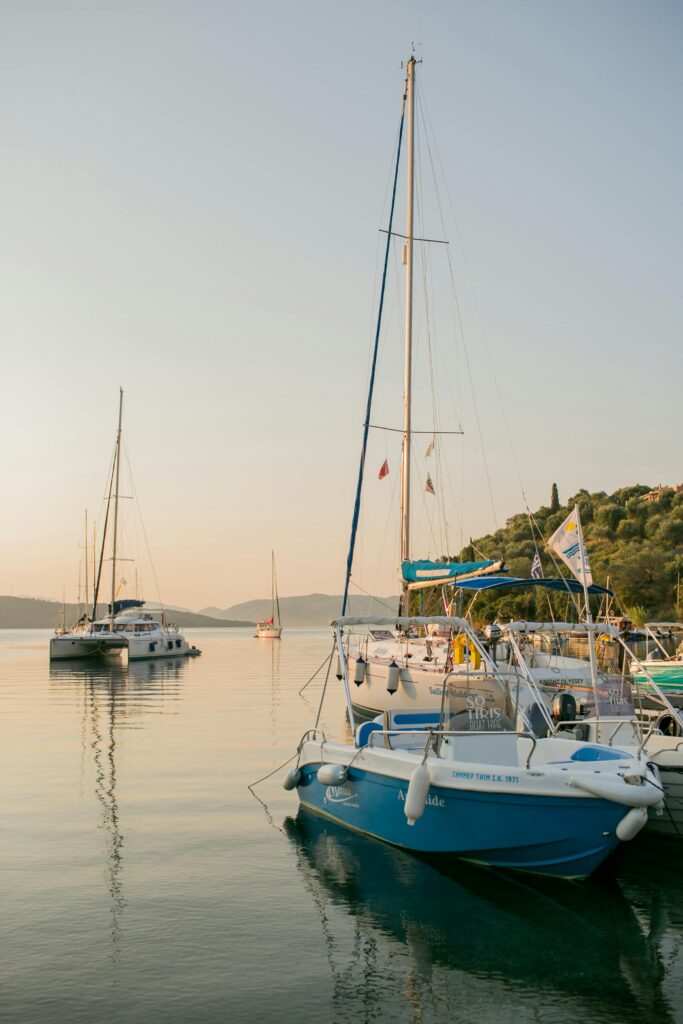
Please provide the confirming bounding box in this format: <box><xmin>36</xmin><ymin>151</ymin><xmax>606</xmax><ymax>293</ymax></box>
<box><xmin>452</xmin><ymin>634</ymin><xmax>481</xmax><ymax>670</ymax></box>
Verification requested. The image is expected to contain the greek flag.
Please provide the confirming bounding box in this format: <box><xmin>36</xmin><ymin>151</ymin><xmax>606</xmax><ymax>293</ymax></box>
<box><xmin>530</xmin><ymin>552</ymin><xmax>543</xmax><ymax>579</ymax></box>
<box><xmin>547</xmin><ymin>506</ymin><xmax>592</xmax><ymax>586</ymax></box>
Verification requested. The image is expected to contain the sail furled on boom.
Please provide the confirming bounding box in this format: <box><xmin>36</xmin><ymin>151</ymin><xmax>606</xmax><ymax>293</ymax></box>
<box><xmin>402</xmin><ymin>558</ymin><xmax>505</xmax><ymax>588</ymax></box>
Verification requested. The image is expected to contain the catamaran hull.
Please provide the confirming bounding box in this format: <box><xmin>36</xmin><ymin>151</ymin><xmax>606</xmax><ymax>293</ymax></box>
<box><xmin>297</xmin><ymin>764</ymin><xmax>624</xmax><ymax>879</ymax></box>
<box><xmin>126</xmin><ymin>635</ymin><xmax>190</xmax><ymax>660</ymax></box>
<box><xmin>49</xmin><ymin>636</ymin><xmax>126</xmax><ymax>660</ymax></box>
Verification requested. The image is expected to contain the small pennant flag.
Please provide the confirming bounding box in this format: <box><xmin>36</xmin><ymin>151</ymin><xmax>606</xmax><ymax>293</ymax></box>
<box><xmin>378</xmin><ymin>459</ymin><xmax>389</xmax><ymax>480</ymax></box>
<box><xmin>530</xmin><ymin>552</ymin><xmax>543</xmax><ymax>579</ymax></box>
<box><xmin>425</xmin><ymin>474</ymin><xmax>435</xmax><ymax>495</ymax></box>
<box><xmin>425</xmin><ymin>436</ymin><xmax>435</xmax><ymax>458</ymax></box>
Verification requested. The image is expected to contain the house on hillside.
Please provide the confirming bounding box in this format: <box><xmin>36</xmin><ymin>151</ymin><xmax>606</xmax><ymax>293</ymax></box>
<box><xmin>644</xmin><ymin>484</ymin><xmax>682</xmax><ymax>503</ymax></box>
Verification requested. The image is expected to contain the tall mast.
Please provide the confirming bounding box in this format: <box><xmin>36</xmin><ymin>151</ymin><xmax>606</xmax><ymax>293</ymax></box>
<box><xmin>110</xmin><ymin>388</ymin><xmax>124</xmax><ymax>625</ymax></box>
<box><xmin>271</xmin><ymin>550</ymin><xmax>275</xmax><ymax>624</ymax></box>
<box><xmin>400</xmin><ymin>56</ymin><xmax>416</xmax><ymax>611</ymax></box>
<box><xmin>83</xmin><ymin>510</ymin><xmax>89</xmax><ymax>620</ymax></box>
<box><xmin>92</xmin><ymin>520</ymin><xmax>97</xmax><ymax>612</ymax></box>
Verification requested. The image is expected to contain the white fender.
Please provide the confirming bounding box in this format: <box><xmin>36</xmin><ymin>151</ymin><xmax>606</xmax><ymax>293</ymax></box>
<box><xmin>386</xmin><ymin>661</ymin><xmax>400</xmax><ymax>695</ymax></box>
<box><xmin>568</xmin><ymin>775</ymin><xmax>661</xmax><ymax>808</ymax></box>
<box><xmin>404</xmin><ymin>764</ymin><xmax>431</xmax><ymax>826</ymax></box>
<box><xmin>353</xmin><ymin>657</ymin><xmax>366</xmax><ymax>686</ymax></box>
<box><xmin>616</xmin><ymin>806</ymin><xmax>649</xmax><ymax>841</ymax></box>
<box><xmin>282</xmin><ymin>767</ymin><xmax>302</xmax><ymax>791</ymax></box>
<box><xmin>317</xmin><ymin>763</ymin><xmax>347</xmax><ymax>786</ymax></box>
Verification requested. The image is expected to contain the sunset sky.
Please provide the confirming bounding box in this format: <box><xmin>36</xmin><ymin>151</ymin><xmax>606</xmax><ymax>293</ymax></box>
<box><xmin>1</xmin><ymin>1</ymin><xmax>681</xmax><ymax>610</ymax></box>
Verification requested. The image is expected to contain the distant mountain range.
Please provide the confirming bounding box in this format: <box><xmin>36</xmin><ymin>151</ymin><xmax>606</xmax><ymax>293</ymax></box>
<box><xmin>0</xmin><ymin>596</ymin><xmax>253</xmax><ymax>629</ymax></box>
<box><xmin>201</xmin><ymin>592</ymin><xmax>399</xmax><ymax>628</ymax></box>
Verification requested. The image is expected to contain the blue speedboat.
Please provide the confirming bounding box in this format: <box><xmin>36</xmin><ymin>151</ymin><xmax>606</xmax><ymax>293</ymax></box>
<box><xmin>282</xmin><ymin>61</ymin><xmax>661</xmax><ymax>880</ymax></box>
<box><xmin>284</xmin><ymin>615</ymin><xmax>663</xmax><ymax>880</ymax></box>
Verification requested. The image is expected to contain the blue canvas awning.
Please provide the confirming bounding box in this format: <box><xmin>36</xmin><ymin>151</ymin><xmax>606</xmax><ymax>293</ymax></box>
<box><xmin>108</xmin><ymin>599</ymin><xmax>146</xmax><ymax>614</ymax></box>
<box><xmin>455</xmin><ymin>576</ymin><xmax>612</xmax><ymax>596</ymax></box>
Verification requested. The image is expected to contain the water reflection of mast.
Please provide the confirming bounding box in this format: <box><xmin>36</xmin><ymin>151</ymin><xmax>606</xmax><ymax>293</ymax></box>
<box><xmin>88</xmin><ymin>674</ymin><xmax>125</xmax><ymax>960</ymax></box>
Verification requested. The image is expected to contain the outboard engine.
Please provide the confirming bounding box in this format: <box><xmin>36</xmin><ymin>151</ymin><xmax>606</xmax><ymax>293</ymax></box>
<box><xmin>656</xmin><ymin>713</ymin><xmax>682</xmax><ymax>737</ymax></box>
<box><xmin>551</xmin><ymin>692</ymin><xmax>577</xmax><ymax>725</ymax></box>
<box><xmin>484</xmin><ymin>623</ymin><xmax>502</xmax><ymax>661</ymax></box>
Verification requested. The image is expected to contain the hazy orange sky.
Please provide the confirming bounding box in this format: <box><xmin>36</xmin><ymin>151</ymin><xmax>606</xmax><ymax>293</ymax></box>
<box><xmin>2</xmin><ymin>1</ymin><xmax>681</xmax><ymax>610</ymax></box>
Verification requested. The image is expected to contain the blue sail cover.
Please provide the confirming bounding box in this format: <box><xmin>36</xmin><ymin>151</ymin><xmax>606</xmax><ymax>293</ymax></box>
<box><xmin>455</xmin><ymin>577</ymin><xmax>612</xmax><ymax>596</ymax></box>
<box><xmin>402</xmin><ymin>559</ymin><xmax>498</xmax><ymax>583</ymax></box>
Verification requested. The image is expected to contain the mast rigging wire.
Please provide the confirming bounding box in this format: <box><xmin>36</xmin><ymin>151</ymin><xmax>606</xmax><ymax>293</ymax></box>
<box><xmin>342</xmin><ymin>85</ymin><xmax>407</xmax><ymax>616</ymax></box>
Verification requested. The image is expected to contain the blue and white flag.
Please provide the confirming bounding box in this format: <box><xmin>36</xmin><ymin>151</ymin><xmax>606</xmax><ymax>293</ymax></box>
<box><xmin>530</xmin><ymin>551</ymin><xmax>543</xmax><ymax>579</ymax></box>
<box><xmin>547</xmin><ymin>506</ymin><xmax>592</xmax><ymax>586</ymax></box>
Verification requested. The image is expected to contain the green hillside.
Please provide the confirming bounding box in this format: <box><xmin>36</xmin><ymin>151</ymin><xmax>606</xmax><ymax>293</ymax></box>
<box><xmin>444</xmin><ymin>484</ymin><xmax>683</xmax><ymax>626</ymax></box>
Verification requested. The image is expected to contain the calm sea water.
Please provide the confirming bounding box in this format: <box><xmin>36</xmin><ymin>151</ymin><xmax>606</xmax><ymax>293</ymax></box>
<box><xmin>2</xmin><ymin>628</ymin><xmax>683</xmax><ymax>1024</ymax></box>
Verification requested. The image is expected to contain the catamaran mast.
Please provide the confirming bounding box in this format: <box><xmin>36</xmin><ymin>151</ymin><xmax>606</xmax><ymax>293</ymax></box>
<box><xmin>83</xmin><ymin>510</ymin><xmax>88</xmax><ymax>619</ymax></box>
<box><xmin>400</xmin><ymin>55</ymin><xmax>416</xmax><ymax>612</ymax></box>
<box><xmin>272</xmin><ymin>550</ymin><xmax>281</xmax><ymax>628</ymax></box>
<box><xmin>110</xmin><ymin>388</ymin><xmax>124</xmax><ymax>626</ymax></box>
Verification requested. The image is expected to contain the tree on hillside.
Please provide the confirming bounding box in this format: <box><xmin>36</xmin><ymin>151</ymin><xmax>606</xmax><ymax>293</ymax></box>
<box><xmin>550</xmin><ymin>483</ymin><xmax>560</xmax><ymax>512</ymax></box>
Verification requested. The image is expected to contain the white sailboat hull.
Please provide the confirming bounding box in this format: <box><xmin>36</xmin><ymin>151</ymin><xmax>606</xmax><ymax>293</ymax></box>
<box><xmin>348</xmin><ymin>645</ymin><xmax>593</xmax><ymax>719</ymax></box>
<box><xmin>256</xmin><ymin>624</ymin><xmax>282</xmax><ymax>639</ymax></box>
<box><xmin>349</xmin><ymin>655</ymin><xmax>509</xmax><ymax>720</ymax></box>
<box><xmin>49</xmin><ymin>635</ymin><xmax>126</xmax><ymax>660</ymax></box>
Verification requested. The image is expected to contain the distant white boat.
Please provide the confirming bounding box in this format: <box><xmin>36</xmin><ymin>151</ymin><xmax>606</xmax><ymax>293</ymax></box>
<box><xmin>256</xmin><ymin>551</ymin><xmax>282</xmax><ymax>639</ymax></box>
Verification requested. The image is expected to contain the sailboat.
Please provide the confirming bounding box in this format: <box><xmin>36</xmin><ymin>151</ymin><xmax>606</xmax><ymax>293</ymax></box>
<box><xmin>256</xmin><ymin>551</ymin><xmax>282</xmax><ymax>639</ymax></box>
<box><xmin>50</xmin><ymin>389</ymin><xmax>191</xmax><ymax>661</ymax></box>
<box><xmin>280</xmin><ymin>58</ymin><xmax>662</xmax><ymax>879</ymax></box>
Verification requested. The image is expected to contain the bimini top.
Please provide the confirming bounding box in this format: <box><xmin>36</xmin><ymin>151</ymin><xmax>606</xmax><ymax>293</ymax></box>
<box><xmin>455</xmin><ymin>576</ymin><xmax>613</xmax><ymax>596</ymax></box>
<box><xmin>402</xmin><ymin>559</ymin><xmax>506</xmax><ymax>588</ymax></box>
<box><xmin>108</xmin><ymin>598</ymin><xmax>146</xmax><ymax>615</ymax></box>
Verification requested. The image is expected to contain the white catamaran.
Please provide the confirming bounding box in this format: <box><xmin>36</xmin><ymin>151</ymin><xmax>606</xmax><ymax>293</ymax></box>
<box><xmin>49</xmin><ymin>389</ymin><xmax>191</xmax><ymax>662</ymax></box>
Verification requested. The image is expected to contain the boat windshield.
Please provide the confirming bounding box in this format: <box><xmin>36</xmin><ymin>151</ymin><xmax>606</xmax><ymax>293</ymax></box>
<box><xmin>440</xmin><ymin>633</ymin><xmax>514</xmax><ymax>733</ymax></box>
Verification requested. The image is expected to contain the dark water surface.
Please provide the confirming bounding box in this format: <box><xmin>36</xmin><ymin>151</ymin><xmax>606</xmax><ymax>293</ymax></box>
<box><xmin>2</xmin><ymin>628</ymin><xmax>682</xmax><ymax>1024</ymax></box>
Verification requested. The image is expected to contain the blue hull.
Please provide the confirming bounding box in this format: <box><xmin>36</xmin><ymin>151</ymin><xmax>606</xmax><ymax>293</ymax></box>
<box><xmin>298</xmin><ymin>764</ymin><xmax>624</xmax><ymax>879</ymax></box>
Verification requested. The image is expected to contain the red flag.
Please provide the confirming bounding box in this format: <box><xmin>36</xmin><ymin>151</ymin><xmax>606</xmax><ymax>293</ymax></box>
<box><xmin>378</xmin><ymin>459</ymin><xmax>389</xmax><ymax>480</ymax></box>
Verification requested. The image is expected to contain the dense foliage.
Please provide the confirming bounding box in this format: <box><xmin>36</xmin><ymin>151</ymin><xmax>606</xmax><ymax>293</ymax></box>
<box><xmin>440</xmin><ymin>484</ymin><xmax>683</xmax><ymax>626</ymax></box>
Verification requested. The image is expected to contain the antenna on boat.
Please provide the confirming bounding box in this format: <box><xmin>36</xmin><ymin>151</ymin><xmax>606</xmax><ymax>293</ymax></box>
<box><xmin>400</xmin><ymin>55</ymin><xmax>416</xmax><ymax>615</ymax></box>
